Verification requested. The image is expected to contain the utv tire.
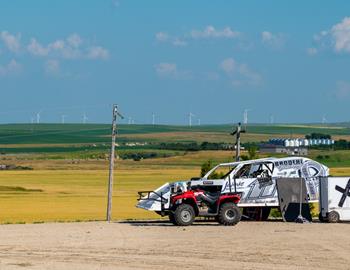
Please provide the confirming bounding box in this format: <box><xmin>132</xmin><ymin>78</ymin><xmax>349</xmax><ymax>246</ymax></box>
<box><xmin>173</xmin><ymin>204</ymin><xmax>195</xmax><ymax>226</ymax></box>
<box><xmin>327</xmin><ymin>211</ymin><xmax>340</xmax><ymax>223</ymax></box>
<box><xmin>218</xmin><ymin>203</ymin><xmax>241</xmax><ymax>226</ymax></box>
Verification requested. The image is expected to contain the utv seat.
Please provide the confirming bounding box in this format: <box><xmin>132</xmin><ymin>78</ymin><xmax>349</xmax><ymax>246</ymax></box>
<box><xmin>198</xmin><ymin>192</ymin><xmax>220</xmax><ymax>205</ymax></box>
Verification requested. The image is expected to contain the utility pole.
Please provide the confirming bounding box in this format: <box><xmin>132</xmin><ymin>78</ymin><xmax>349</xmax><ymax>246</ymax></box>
<box><xmin>106</xmin><ymin>104</ymin><xmax>124</xmax><ymax>222</ymax></box>
<box><xmin>230</xmin><ymin>122</ymin><xmax>246</xmax><ymax>161</ymax></box>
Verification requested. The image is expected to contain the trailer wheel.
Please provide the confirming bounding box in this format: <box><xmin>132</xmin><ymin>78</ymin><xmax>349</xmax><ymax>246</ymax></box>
<box><xmin>218</xmin><ymin>203</ymin><xmax>241</xmax><ymax>226</ymax></box>
<box><xmin>173</xmin><ymin>204</ymin><xmax>195</xmax><ymax>226</ymax></box>
<box><xmin>327</xmin><ymin>211</ymin><xmax>340</xmax><ymax>223</ymax></box>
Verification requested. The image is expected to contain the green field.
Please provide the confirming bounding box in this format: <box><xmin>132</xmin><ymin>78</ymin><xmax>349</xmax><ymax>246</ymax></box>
<box><xmin>0</xmin><ymin>123</ymin><xmax>350</xmax><ymax>223</ymax></box>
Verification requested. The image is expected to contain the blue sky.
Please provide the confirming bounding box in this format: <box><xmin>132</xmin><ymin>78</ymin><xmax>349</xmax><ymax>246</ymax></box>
<box><xmin>1</xmin><ymin>0</ymin><xmax>350</xmax><ymax>124</ymax></box>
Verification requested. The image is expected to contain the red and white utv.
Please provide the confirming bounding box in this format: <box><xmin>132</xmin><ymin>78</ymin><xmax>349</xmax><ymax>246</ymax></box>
<box><xmin>138</xmin><ymin>179</ymin><xmax>241</xmax><ymax>226</ymax></box>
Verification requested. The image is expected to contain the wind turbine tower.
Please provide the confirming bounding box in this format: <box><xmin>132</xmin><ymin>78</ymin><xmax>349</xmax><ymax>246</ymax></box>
<box><xmin>36</xmin><ymin>112</ymin><xmax>41</xmax><ymax>124</ymax></box>
<box><xmin>61</xmin><ymin>115</ymin><xmax>67</xmax><ymax>124</ymax></box>
<box><xmin>322</xmin><ymin>115</ymin><xmax>327</xmax><ymax>125</ymax></box>
<box><xmin>83</xmin><ymin>113</ymin><xmax>88</xmax><ymax>124</ymax></box>
<box><xmin>188</xmin><ymin>112</ymin><xmax>195</xmax><ymax>127</ymax></box>
<box><xmin>243</xmin><ymin>109</ymin><xmax>250</xmax><ymax>125</ymax></box>
<box><xmin>152</xmin><ymin>113</ymin><xmax>155</xmax><ymax>126</ymax></box>
<box><xmin>270</xmin><ymin>114</ymin><xmax>274</xmax><ymax>124</ymax></box>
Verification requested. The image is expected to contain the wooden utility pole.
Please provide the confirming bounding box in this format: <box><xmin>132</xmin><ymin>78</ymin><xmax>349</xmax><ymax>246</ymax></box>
<box><xmin>106</xmin><ymin>104</ymin><xmax>124</xmax><ymax>222</ymax></box>
<box><xmin>231</xmin><ymin>122</ymin><xmax>246</xmax><ymax>161</ymax></box>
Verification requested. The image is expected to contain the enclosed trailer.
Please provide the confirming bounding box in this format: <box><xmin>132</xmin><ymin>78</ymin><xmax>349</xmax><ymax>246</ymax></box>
<box><xmin>319</xmin><ymin>177</ymin><xmax>350</xmax><ymax>222</ymax></box>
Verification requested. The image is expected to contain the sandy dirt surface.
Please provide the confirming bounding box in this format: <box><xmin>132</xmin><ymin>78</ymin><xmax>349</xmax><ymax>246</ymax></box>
<box><xmin>0</xmin><ymin>221</ymin><xmax>349</xmax><ymax>270</ymax></box>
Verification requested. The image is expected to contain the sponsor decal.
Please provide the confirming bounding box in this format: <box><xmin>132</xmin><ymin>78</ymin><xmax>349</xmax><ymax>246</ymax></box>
<box><xmin>274</xmin><ymin>159</ymin><xmax>303</xmax><ymax>170</ymax></box>
<box><xmin>335</xmin><ymin>179</ymin><xmax>350</xmax><ymax>207</ymax></box>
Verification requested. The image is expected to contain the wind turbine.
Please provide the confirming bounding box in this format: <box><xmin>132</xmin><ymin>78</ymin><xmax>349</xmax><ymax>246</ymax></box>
<box><xmin>198</xmin><ymin>118</ymin><xmax>201</xmax><ymax>126</ymax></box>
<box><xmin>322</xmin><ymin>115</ymin><xmax>327</xmax><ymax>125</ymax></box>
<box><xmin>243</xmin><ymin>109</ymin><xmax>252</xmax><ymax>127</ymax></box>
<box><xmin>36</xmin><ymin>111</ymin><xmax>42</xmax><ymax>124</ymax></box>
<box><xmin>61</xmin><ymin>115</ymin><xmax>67</xmax><ymax>124</ymax></box>
<box><xmin>152</xmin><ymin>113</ymin><xmax>155</xmax><ymax>126</ymax></box>
<box><xmin>83</xmin><ymin>113</ymin><xmax>88</xmax><ymax>124</ymax></box>
<box><xmin>128</xmin><ymin>117</ymin><xmax>132</xmax><ymax>125</ymax></box>
<box><xmin>269</xmin><ymin>114</ymin><xmax>274</xmax><ymax>124</ymax></box>
<box><xmin>188</xmin><ymin>112</ymin><xmax>195</xmax><ymax>127</ymax></box>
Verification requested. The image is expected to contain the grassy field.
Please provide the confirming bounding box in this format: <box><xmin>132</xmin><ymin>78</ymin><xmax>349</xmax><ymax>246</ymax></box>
<box><xmin>1</xmin><ymin>123</ymin><xmax>350</xmax><ymax>223</ymax></box>
<box><xmin>0</xmin><ymin>168</ymin><xmax>199</xmax><ymax>223</ymax></box>
<box><xmin>0</xmin><ymin>163</ymin><xmax>350</xmax><ymax>224</ymax></box>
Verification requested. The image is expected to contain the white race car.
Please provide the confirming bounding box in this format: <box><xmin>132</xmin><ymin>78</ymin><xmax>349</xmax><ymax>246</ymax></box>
<box><xmin>137</xmin><ymin>157</ymin><xmax>329</xmax><ymax>221</ymax></box>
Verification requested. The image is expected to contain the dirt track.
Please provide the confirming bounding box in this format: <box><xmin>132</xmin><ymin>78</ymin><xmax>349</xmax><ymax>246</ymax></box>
<box><xmin>0</xmin><ymin>221</ymin><xmax>349</xmax><ymax>270</ymax></box>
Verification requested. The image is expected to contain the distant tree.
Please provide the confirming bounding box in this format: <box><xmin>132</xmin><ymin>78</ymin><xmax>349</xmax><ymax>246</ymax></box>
<box><xmin>248</xmin><ymin>145</ymin><xmax>258</xmax><ymax>160</ymax></box>
<box><xmin>200</xmin><ymin>160</ymin><xmax>213</xmax><ymax>177</ymax></box>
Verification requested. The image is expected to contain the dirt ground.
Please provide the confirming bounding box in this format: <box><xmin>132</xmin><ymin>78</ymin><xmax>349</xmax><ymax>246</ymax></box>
<box><xmin>0</xmin><ymin>221</ymin><xmax>349</xmax><ymax>270</ymax></box>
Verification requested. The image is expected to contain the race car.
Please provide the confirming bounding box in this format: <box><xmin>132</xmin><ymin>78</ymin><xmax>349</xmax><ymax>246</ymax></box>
<box><xmin>137</xmin><ymin>157</ymin><xmax>329</xmax><ymax>221</ymax></box>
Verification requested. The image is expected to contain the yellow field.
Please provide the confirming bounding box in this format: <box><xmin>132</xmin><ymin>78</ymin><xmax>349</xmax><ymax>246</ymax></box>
<box><xmin>0</xmin><ymin>168</ymin><xmax>198</xmax><ymax>223</ymax></box>
<box><xmin>1</xmin><ymin>151</ymin><xmax>350</xmax><ymax>224</ymax></box>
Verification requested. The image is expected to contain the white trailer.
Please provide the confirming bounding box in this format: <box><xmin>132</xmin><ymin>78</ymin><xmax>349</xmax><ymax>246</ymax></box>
<box><xmin>319</xmin><ymin>177</ymin><xmax>350</xmax><ymax>222</ymax></box>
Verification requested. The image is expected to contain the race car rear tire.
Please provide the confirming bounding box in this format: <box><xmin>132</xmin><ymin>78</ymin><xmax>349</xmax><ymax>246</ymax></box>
<box><xmin>327</xmin><ymin>211</ymin><xmax>340</xmax><ymax>223</ymax></box>
<box><xmin>173</xmin><ymin>204</ymin><xmax>195</xmax><ymax>226</ymax></box>
<box><xmin>218</xmin><ymin>203</ymin><xmax>241</xmax><ymax>226</ymax></box>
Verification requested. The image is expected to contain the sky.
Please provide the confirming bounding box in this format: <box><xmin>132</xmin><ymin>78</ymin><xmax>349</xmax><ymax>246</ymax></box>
<box><xmin>1</xmin><ymin>0</ymin><xmax>350</xmax><ymax>124</ymax></box>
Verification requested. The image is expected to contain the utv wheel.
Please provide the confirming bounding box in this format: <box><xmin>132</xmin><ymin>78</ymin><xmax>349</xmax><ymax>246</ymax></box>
<box><xmin>174</xmin><ymin>204</ymin><xmax>195</xmax><ymax>226</ymax></box>
<box><xmin>327</xmin><ymin>211</ymin><xmax>340</xmax><ymax>223</ymax></box>
<box><xmin>218</xmin><ymin>203</ymin><xmax>241</xmax><ymax>226</ymax></box>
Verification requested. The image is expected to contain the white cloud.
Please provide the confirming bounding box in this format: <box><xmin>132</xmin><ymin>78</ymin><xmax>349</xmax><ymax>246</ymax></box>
<box><xmin>154</xmin><ymin>62</ymin><xmax>191</xmax><ymax>79</ymax></box>
<box><xmin>86</xmin><ymin>46</ymin><xmax>109</xmax><ymax>60</ymax></box>
<box><xmin>335</xmin><ymin>81</ymin><xmax>350</xmax><ymax>98</ymax></box>
<box><xmin>27</xmin><ymin>38</ymin><xmax>49</xmax><ymax>56</ymax></box>
<box><xmin>172</xmin><ymin>38</ymin><xmax>187</xmax><ymax>47</ymax></box>
<box><xmin>313</xmin><ymin>17</ymin><xmax>350</xmax><ymax>53</ymax></box>
<box><xmin>191</xmin><ymin>25</ymin><xmax>240</xmax><ymax>39</ymax></box>
<box><xmin>27</xmin><ymin>35</ymin><xmax>109</xmax><ymax>60</ymax></box>
<box><xmin>307</xmin><ymin>47</ymin><xmax>318</xmax><ymax>55</ymax></box>
<box><xmin>0</xmin><ymin>59</ymin><xmax>21</xmax><ymax>76</ymax></box>
<box><xmin>44</xmin><ymin>59</ymin><xmax>60</xmax><ymax>75</ymax></box>
<box><xmin>1</xmin><ymin>31</ymin><xmax>21</xmax><ymax>52</ymax></box>
<box><xmin>331</xmin><ymin>17</ymin><xmax>350</xmax><ymax>52</ymax></box>
<box><xmin>261</xmin><ymin>31</ymin><xmax>285</xmax><ymax>48</ymax></box>
<box><xmin>155</xmin><ymin>32</ymin><xmax>169</xmax><ymax>42</ymax></box>
<box><xmin>155</xmin><ymin>32</ymin><xmax>187</xmax><ymax>47</ymax></box>
<box><xmin>155</xmin><ymin>63</ymin><xmax>177</xmax><ymax>77</ymax></box>
<box><xmin>220</xmin><ymin>57</ymin><xmax>262</xmax><ymax>86</ymax></box>
<box><xmin>67</xmin><ymin>34</ymin><xmax>82</xmax><ymax>48</ymax></box>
